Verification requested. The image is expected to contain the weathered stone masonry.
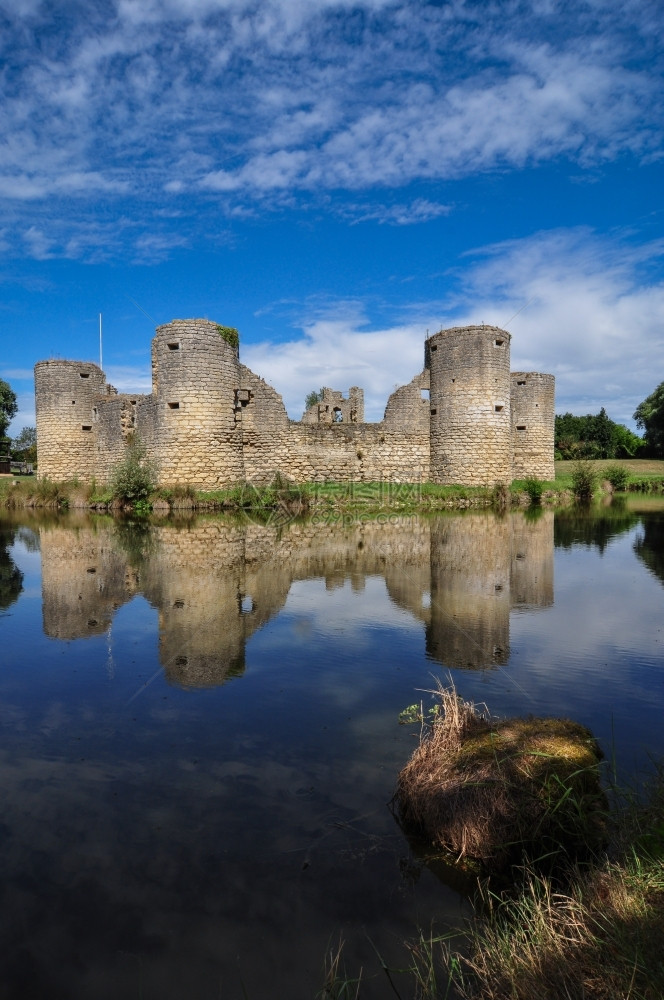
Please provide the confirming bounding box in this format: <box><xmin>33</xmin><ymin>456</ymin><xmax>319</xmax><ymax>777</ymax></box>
<box><xmin>34</xmin><ymin>319</ymin><xmax>555</xmax><ymax>488</ymax></box>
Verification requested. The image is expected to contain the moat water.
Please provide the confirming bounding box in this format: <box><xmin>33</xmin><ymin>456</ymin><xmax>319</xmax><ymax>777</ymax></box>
<box><xmin>1</xmin><ymin>500</ymin><xmax>663</xmax><ymax>1000</ymax></box>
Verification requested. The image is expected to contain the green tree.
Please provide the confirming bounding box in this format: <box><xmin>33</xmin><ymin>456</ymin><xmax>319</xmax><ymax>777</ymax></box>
<box><xmin>12</xmin><ymin>426</ymin><xmax>36</xmax><ymax>463</ymax></box>
<box><xmin>634</xmin><ymin>381</ymin><xmax>664</xmax><ymax>457</ymax></box>
<box><xmin>0</xmin><ymin>379</ymin><xmax>18</xmax><ymax>442</ymax></box>
<box><xmin>555</xmin><ymin>409</ymin><xmax>643</xmax><ymax>460</ymax></box>
<box><xmin>591</xmin><ymin>407</ymin><xmax>614</xmax><ymax>459</ymax></box>
<box><xmin>305</xmin><ymin>388</ymin><xmax>325</xmax><ymax>410</ymax></box>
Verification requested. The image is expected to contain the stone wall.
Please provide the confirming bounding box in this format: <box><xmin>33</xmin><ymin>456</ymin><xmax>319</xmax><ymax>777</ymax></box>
<box><xmin>34</xmin><ymin>320</ymin><xmax>554</xmax><ymax>487</ymax></box>
<box><xmin>237</xmin><ymin>364</ymin><xmax>292</xmax><ymax>484</ymax></box>
<box><xmin>301</xmin><ymin>386</ymin><xmax>364</xmax><ymax>424</ymax></box>
<box><xmin>383</xmin><ymin>371</ymin><xmax>430</xmax><ymax>431</ymax></box>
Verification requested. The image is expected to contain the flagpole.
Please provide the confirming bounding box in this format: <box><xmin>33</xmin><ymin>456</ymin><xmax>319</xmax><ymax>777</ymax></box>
<box><xmin>99</xmin><ymin>313</ymin><xmax>103</xmax><ymax>370</ymax></box>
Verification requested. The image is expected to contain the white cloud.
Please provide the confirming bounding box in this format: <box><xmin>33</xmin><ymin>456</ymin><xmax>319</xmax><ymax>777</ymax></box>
<box><xmin>448</xmin><ymin>228</ymin><xmax>664</xmax><ymax>425</ymax></box>
<box><xmin>0</xmin><ymin>0</ymin><xmax>660</xmax><ymax>254</ymax></box>
<box><xmin>242</xmin><ymin>306</ymin><xmax>426</xmax><ymax>420</ymax></box>
<box><xmin>344</xmin><ymin>198</ymin><xmax>452</xmax><ymax>226</ymax></box>
<box><xmin>244</xmin><ymin>228</ymin><xmax>664</xmax><ymax>428</ymax></box>
<box><xmin>104</xmin><ymin>364</ymin><xmax>153</xmax><ymax>394</ymax></box>
<box><xmin>22</xmin><ymin>226</ymin><xmax>56</xmax><ymax>260</ymax></box>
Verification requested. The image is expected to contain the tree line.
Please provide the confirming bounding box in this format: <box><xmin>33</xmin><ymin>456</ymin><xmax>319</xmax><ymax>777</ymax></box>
<box><xmin>555</xmin><ymin>380</ymin><xmax>664</xmax><ymax>460</ymax></box>
<box><xmin>555</xmin><ymin>408</ymin><xmax>643</xmax><ymax>460</ymax></box>
<box><xmin>0</xmin><ymin>379</ymin><xmax>35</xmax><ymax>464</ymax></box>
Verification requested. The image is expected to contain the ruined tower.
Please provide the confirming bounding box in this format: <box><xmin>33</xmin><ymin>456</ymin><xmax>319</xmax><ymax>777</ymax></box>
<box><xmin>427</xmin><ymin>325</ymin><xmax>512</xmax><ymax>486</ymax></box>
<box><xmin>34</xmin><ymin>360</ymin><xmax>110</xmax><ymax>482</ymax></box>
<box><xmin>151</xmin><ymin>319</ymin><xmax>245</xmax><ymax>487</ymax></box>
<box><xmin>510</xmin><ymin>372</ymin><xmax>556</xmax><ymax>481</ymax></box>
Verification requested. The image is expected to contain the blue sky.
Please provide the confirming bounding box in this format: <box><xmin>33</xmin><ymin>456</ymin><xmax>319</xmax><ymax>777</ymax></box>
<box><xmin>1</xmin><ymin>0</ymin><xmax>663</xmax><ymax>435</ymax></box>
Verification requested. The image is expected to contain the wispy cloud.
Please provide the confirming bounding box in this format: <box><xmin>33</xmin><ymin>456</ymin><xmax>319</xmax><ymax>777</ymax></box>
<box><xmin>342</xmin><ymin>199</ymin><xmax>452</xmax><ymax>226</ymax></box>
<box><xmin>246</xmin><ymin>227</ymin><xmax>664</xmax><ymax>427</ymax></box>
<box><xmin>0</xmin><ymin>0</ymin><xmax>661</xmax><ymax>260</ymax></box>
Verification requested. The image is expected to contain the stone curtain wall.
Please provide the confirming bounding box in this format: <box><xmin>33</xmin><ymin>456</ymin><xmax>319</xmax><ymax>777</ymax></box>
<box><xmin>285</xmin><ymin>423</ymin><xmax>430</xmax><ymax>483</ymax></box>
<box><xmin>34</xmin><ymin>320</ymin><xmax>554</xmax><ymax>488</ymax></box>
<box><xmin>238</xmin><ymin>365</ymin><xmax>430</xmax><ymax>484</ymax></box>
<box><xmin>510</xmin><ymin>372</ymin><xmax>556</xmax><ymax>481</ymax></box>
<box><xmin>236</xmin><ymin>365</ymin><xmax>291</xmax><ymax>484</ymax></box>
<box><xmin>383</xmin><ymin>371</ymin><xmax>431</xmax><ymax>431</ymax></box>
<box><xmin>428</xmin><ymin>325</ymin><xmax>513</xmax><ymax>486</ymax></box>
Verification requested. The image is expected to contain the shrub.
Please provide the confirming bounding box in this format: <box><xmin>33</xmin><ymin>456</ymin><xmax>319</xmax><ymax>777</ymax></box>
<box><xmin>215</xmin><ymin>325</ymin><xmax>239</xmax><ymax>352</ymax></box>
<box><xmin>604</xmin><ymin>464</ymin><xmax>629</xmax><ymax>491</ymax></box>
<box><xmin>571</xmin><ymin>460</ymin><xmax>597</xmax><ymax>502</ymax></box>
<box><xmin>109</xmin><ymin>438</ymin><xmax>158</xmax><ymax>507</ymax></box>
<box><xmin>523</xmin><ymin>478</ymin><xmax>544</xmax><ymax>505</ymax></box>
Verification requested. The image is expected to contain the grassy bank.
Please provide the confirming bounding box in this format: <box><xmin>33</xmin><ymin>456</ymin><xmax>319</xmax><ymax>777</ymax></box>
<box><xmin>1</xmin><ymin>459</ymin><xmax>663</xmax><ymax>515</ymax></box>
<box><xmin>323</xmin><ymin>766</ymin><xmax>664</xmax><ymax>1000</ymax></box>
<box><xmin>0</xmin><ymin>475</ymin><xmax>565</xmax><ymax>515</ymax></box>
<box><xmin>555</xmin><ymin>458</ymin><xmax>664</xmax><ymax>493</ymax></box>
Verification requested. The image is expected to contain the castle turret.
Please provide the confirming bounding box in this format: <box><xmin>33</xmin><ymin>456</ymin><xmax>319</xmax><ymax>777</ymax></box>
<box><xmin>510</xmin><ymin>372</ymin><xmax>555</xmax><ymax>481</ymax></box>
<box><xmin>151</xmin><ymin>319</ymin><xmax>245</xmax><ymax>487</ymax></box>
<box><xmin>34</xmin><ymin>360</ymin><xmax>109</xmax><ymax>481</ymax></box>
<box><xmin>427</xmin><ymin>325</ymin><xmax>512</xmax><ymax>485</ymax></box>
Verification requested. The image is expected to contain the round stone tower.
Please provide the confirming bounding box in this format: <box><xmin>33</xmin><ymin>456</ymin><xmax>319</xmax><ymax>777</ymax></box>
<box><xmin>151</xmin><ymin>319</ymin><xmax>245</xmax><ymax>487</ymax></box>
<box><xmin>34</xmin><ymin>359</ymin><xmax>107</xmax><ymax>482</ymax></box>
<box><xmin>426</xmin><ymin>325</ymin><xmax>512</xmax><ymax>485</ymax></box>
<box><xmin>510</xmin><ymin>372</ymin><xmax>555</xmax><ymax>481</ymax></box>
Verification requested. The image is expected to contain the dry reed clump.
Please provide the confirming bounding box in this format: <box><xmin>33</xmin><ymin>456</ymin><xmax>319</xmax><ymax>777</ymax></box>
<box><xmin>395</xmin><ymin>685</ymin><xmax>606</xmax><ymax>870</ymax></box>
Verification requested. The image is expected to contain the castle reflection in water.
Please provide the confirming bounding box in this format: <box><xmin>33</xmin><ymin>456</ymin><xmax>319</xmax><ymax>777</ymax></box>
<box><xmin>38</xmin><ymin>511</ymin><xmax>554</xmax><ymax>686</ymax></box>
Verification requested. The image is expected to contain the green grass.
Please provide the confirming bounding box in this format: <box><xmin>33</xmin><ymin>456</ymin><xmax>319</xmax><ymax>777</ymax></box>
<box><xmin>319</xmin><ymin>765</ymin><xmax>664</xmax><ymax>1000</ymax></box>
<box><xmin>5</xmin><ymin>463</ymin><xmax>663</xmax><ymax>514</ymax></box>
<box><xmin>555</xmin><ymin>458</ymin><xmax>664</xmax><ymax>485</ymax></box>
<box><xmin>448</xmin><ymin>769</ymin><xmax>664</xmax><ymax>1000</ymax></box>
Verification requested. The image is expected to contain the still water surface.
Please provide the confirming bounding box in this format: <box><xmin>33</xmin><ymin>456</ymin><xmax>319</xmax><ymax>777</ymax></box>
<box><xmin>0</xmin><ymin>502</ymin><xmax>663</xmax><ymax>999</ymax></box>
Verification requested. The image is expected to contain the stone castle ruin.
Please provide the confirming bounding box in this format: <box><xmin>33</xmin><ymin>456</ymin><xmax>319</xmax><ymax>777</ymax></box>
<box><xmin>34</xmin><ymin>320</ymin><xmax>555</xmax><ymax>488</ymax></box>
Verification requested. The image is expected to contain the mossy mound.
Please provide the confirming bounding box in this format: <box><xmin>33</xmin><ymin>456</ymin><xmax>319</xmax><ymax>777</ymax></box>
<box><xmin>396</xmin><ymin>686</ymin><xmax>607</xmax><ymax>871</ymax></box>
